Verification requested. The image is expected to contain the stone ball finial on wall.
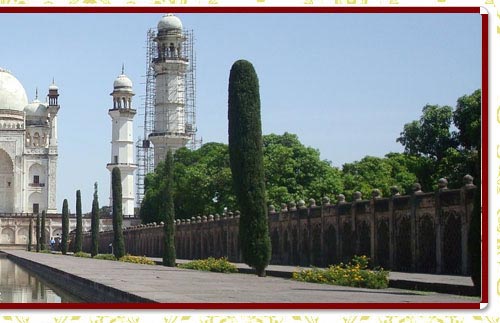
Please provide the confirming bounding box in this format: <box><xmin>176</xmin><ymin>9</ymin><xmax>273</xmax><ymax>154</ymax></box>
<box><xmin>463</xmin><ymin>174</ymin><xmax>475</xmax><ymax>188</ymax></box>
<box><xmin>215</xmin><ymin>214</ymin><xmax>220</xmax><ymax>221</ymax></box>
<box><xmin>288</xmin><ymin>201</ymin><xmax>296</xmax><ymax>210</ymax></box>
<box><xmin>309</xmin><ymin>198</ymin><xmax>316</xmax><ymax>207</ymax></box>
<box><xmin>235</xmin><ymin>211</ymin><xmax>240</xmax><ymax>218</ymax></box>
<box><xmin>268</xmin><ymin>205</ymin><xmax>276</xmax><ymax>213</ymax></box>
<box><xmin>191</xmin><ymin>217</ymin><xmax>196</xmax><ymax>223</ymax></box>
<box><xmin>390</xmin><ymin>186</ymin><xmax>400</xmax><ymax>196</ymax></box>
<box><xmin>202</xmin><ymin>215</ymin><xmax>207</xmax><ymax>222</ymax></box>
<box><xmin>186</xmin><ymin>219</ymin><xmax>191</xmax><ymax>224</ymax></box>
<box><xmin>337</xmin><ymin>194</ymin><xmax>346</xmax><ymax>204</ymax></box>
<box><xmin>371</xmin><ymin>189</ymin><xmax>381</xmax><ymax>199</ymax></box>
<box><xmin>281</xmin><ymin>203</ymin><xmax>288</xmax><ymax>212</ymax></box>
<box><xmin>412</xmin><ymin>183</ymin><xmax>423</xmax><ymax>194</ymax></box>
<box><xmin>353</xmin><ymin>191</ymin><xmax>362</xmax><ymax>201</ymax></box>
<box><xmin>228</xmin><ymin>211</ymin><xmax>234</xmax><ymax>218</ymax></box>
<box><xmin>208</xmin><ymin>214</ymin><xmax>214</xmax><ymax>221</ymax></box>
<box><xmin>437</xmin><ymin>178</ymin><xmax>448</xmax><ymax>191</ymax></box>
<box><xmin>196</xmin><ymin>216</ymin><xmax>202</xmax><ymax>223</ymax></box>
<box><xmin>297</xmin><ymin>200</ymin><xmax>306</xmax><ymax>208</ymax></box>
<box><xmin>322</xmin><ymin>196</ymin><xmax>330</xmax><ymax>205</ymax></box>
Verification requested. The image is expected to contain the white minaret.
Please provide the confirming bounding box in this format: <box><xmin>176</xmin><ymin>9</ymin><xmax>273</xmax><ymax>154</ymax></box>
<box><xmin>46</xmin><ymin>81</ymin><xmax>60</xmax><ymax>214</ymax></box>
<box><xmin>107</xmin><ymin>67</ymin><xmax>137</xmax><ymax>216</ymax></box>
<box><xmin>149</xmin><ymin>14</ymin><xmax>190</xmax><ymax>167</ymax></box>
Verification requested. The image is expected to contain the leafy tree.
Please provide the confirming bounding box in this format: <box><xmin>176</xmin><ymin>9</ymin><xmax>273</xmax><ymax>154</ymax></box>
<box><xmin>36</xmin><ymin>212</ymin><xmax>40</xmax><ymax>252</ymax></box>
<box><xmin>61</xmin><ymin>199</ymin><xmax>69</xmax><ymax>255</ymax></box>
<box><xmin>263</xmin><ymin>132</ymin><xmax>343</xmax><ymax>204</ymax></box>
<box><xmin>397</xmin><ymin>104</ymin><xmax>457</xmax><ymax>161</ymax></box>
<box><xmin>342</xmin><ymin>155</ymin><xmax>418</xmax><ymax>199</ymax></box>
<box><xmin>40</xmin><ymin>210</ymin><xmax>46</xmax><ymax>251</ymax></box>
<box><xmin>228</xmin><ymin>59</ymin><xmax>271</xmax><ymax>277</ymax></box>
<box><xmin>112</xmin><ymin>167</ymin><xmax>125</xmax><ymax>259</ymax></box>
<box><xmin>74</xmin><ymin>190</ymin><xmax>83</xmax><ymax>253</ymax></box>
<box><xmin>91</xmin><ymin>182</ymin><xmax>99</xmax><ymax>257</ymax></box>
<box><xmin>396</xmin><ymin>91</ymin><xmax>481</xmax><ymax>190</ymax></box>
<box><xmin>163</xmin><ymin>150</ymin><xmax>176</xmax><ymax>267</ymax></box>
<box><xmin>454</xmin><ymin>89</ymin><xmax>481</xmax><ymax>150</ymax></box>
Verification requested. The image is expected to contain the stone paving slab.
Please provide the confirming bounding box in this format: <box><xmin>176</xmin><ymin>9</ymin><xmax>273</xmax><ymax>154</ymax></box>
<box><xmin>2</xmin><ymin>250</ymin><xmax>479</xmax><ymax>304</ymax></box>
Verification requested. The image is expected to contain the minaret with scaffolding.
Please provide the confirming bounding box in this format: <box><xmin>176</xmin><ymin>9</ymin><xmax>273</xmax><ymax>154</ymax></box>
<box><xmin>136</xmin><ymin>14</ymin><xmax>198</xmax><ymax>206</ymax></box>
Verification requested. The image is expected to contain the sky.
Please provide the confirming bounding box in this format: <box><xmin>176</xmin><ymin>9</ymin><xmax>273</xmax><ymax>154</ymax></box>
<box><xmin>0</xmin><ymin>13</ymin><xmax>481</xmax><ymax>213</ymax></box>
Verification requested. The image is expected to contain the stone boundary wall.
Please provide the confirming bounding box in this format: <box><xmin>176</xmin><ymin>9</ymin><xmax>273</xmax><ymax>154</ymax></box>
<box><xmin>81</xmin><ymin>184</ymin><xmax>476</xmax><ymax>275</ymax></box>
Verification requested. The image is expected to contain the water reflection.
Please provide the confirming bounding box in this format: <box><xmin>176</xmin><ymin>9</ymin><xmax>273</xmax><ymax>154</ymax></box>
<box><xmin>0</xmin><ymin>257</ymin><xmax>80</xmax><ymax>303</ymax></box>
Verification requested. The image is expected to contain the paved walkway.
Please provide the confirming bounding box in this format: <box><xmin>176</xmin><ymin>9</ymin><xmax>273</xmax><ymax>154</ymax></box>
<box><xmin>2</xmin><ymin>250</ymin><xmax>479</xmax><ymax>304</ymax></box>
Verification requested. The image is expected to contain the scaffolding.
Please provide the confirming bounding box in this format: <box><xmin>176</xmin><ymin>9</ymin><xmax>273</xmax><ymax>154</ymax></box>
<box><xmin>136</xmin><ymin>27</ymin><xmax>199</xmax><ymax>206</ymax></box>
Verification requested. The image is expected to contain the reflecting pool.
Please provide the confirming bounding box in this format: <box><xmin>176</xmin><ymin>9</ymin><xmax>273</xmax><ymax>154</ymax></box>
<box><xmin>0</xmin><ymin>256</ymin><xmax>81</xmax><ymax>303</ymax></box>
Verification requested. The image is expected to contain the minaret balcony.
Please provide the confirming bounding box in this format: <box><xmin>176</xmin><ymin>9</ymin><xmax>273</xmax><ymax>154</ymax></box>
<box><xmin>149</xmin><ymin>131</ymin><xmax>191</xmax><ymax>139</ymax></box>
<box><xmin>106</xmin><ymin>162</ymin><xmax>138</xmax><ymax>172</ymax></box>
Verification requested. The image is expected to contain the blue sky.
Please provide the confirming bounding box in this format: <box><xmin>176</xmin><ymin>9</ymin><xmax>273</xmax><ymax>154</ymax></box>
<box><xmin>0</xmin><ymin>13</ymin><xmax>481</xmax><ymax>213</ymax></box>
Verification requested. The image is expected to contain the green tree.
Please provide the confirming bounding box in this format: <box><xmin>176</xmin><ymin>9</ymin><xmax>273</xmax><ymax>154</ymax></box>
<box><xmin>91</xmin><ymin>182</ymin><xmax>99</xmax><ymax>257</ymax></box>
<box><xmin>36</xmin><ymin>212</ymin><xmax>40</xmax><ymax>252</ymax></box>
<box><xmin>397</xmin><ymin>104</ymin><xmax>457</xmax><ymax>161</ymax></box>
<box><xmin>28</xmin><ymin>219</ymin><xmax>32</xmax><ymax>251</ymax></box>
<box><xmin>454</xmin><ymin>89</ymin><xmax>481</xmax><ymax>150</ymax></box>
<box><xmin>40</xmin><ymin>210</ymin><xmax>46</xmax><ymax>251</ymax></box>
<box><xmin>61</xmin><ymin>199</ymin><xmax>69</xmax><ymax>255</ymax></box>
<box><xmin>74</xmin><ymin>190</ymin><xmax>83</xmax><ymax>253</ymax></box>
<box><xmin>342</xmin><ymin>155</ymin><xmax>418</xmax><ymax>199</ymax></box>
<box><xmin>263</xmin><ymin>132</ymin><xmax>343</xmax><ymax>204</ymax></box>
<box><xmin>162</xmin><ymin>150</ymin><xmax>176</xmax><ymax>267</ymax></box>
<box><xmin>112</xmin><ymin>167</ymin><xmax>125</xmax><ymax>259</ymax></box>
<box><xmin>140</xmin><ymin>167</ymin><xmax>165</xmax><ymax>224</ymax></box>
<box><xmin>396</xmin><ymin>90</ymin><xmax>481</xmax><ymax>191</ymax></box>
<box><xmin>228</xmin><ymin>59</ymin><xmax>271</xmax><ymax>277</ymax></box>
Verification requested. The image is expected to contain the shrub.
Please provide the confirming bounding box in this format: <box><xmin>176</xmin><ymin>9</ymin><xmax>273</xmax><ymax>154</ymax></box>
<box><xmin>178</xmin><ymin>257</ymin><xmax>238</xmax><ymax>273</ymax></box>
<box><xmin>40</xmin><ymin>249</ymin><xmax>52</xmax><ymax>254</ymax></box>
<box><xmin>74</xmin><ymin>251</ymin><xmax>91</xmax><ymax>258</ymax></box>
<box><xmin>93</xmin><ymin>253</ymin><xmax>117</xmax><ymax>261</ymax></box>
<box><xmin>119</xmin><ymin>255</ymin><xmax>155</xmax><ymax>265</ymax></box>
<box><xmin>292</xmin><ymin>255</ymin><xmax>389</xmax><ymax>289</ymax></box>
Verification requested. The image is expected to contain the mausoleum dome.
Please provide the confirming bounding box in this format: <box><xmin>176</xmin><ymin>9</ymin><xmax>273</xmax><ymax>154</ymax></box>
<box><xmin>157</xmin><ymin>14</ymin><xmax>183</xmax><ymax>32</ymax></box>
<box><xmin>24</xmin><ymin>99</ymin><xmax>47</xmax><ymax>117</ymax></box>
<box><xmin>0</xmin><ymin>68</ymin><xmax>29</xmax><ymax>112</ymax></box>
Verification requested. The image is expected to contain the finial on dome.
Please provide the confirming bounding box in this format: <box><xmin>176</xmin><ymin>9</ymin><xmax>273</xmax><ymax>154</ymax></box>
<box><xmin>121</xmin><ymin>63</ymin><xmax>125</xmax><ymax>75</ymax></box>
<box><xmin>35</xmin><ymin>87</ymin><xmax>38</xmax><ymax>100</ymax></box>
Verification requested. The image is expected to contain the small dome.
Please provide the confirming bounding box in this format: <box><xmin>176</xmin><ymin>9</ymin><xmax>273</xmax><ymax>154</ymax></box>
<box><xmin>49</xmin><ymin>83</ymin><xmax>58</xmax><ymax>91</ymax></box>
<box><xmin>113</xmin><ymin>74</ymin><xmax>133</xmax><ymax>92</ymax></box>
<box><xmin>157</xmin><ymin>14</ymin><xmax>183</xmax><ymax>32</ymax></box>
<box><xmin>24</xmin><ymin>99</ymin><xmax>48</xmax><ymax>117</ymax></box>
<box><xmin>0</xmin><ymin>68</ymin><xmax>29</xmax><ymax>112</ymax></box>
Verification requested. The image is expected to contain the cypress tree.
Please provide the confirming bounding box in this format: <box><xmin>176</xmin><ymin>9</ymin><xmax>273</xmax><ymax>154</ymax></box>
<box><xmin>112</xmin><ymin>167</ymin><xmax>125</xmax><ymax>259</ymax></box>
<box><xmin>40</xmin><ymin>210</ymin><xmax>46</xmax><ymax>251</ymax></box>
<box><xmin>61</xmin><ymin>199</ymin><xmax>69</xmax><ymax>255</ymax></box>
<box><xmin>228</xmin><ymin>59</ymin><xmax>271</xmax><ymax>277</ymax></box>
<box><xmin>36</xmin><ymin>212</ymin><xmax>40</xmax><ymax>252</ymax></box>
<box><xmin>28</xmin><ymin>219</ymin><xmax>33</xmax><ymax>251</ymax></box>
<box><xmin>91</xmin><ymin>182</ymin><xmax>100</xmax><ymax>257</ymax></box>
<box><xmin>74</xmin><ymin>190</ymin><xmax>83</xmax><ymax>253</ymax></box>
<box><xmin>162</xmin><ymin>150</ymin><xmax>176</xmax><ymax>267</ymax></box>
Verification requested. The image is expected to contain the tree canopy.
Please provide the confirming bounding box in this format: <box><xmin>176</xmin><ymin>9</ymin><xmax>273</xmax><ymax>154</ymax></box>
<box><xmin>140</xmin><ymin>89</ymin><xmax>481</xmax><ymax>221</ymax></box>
